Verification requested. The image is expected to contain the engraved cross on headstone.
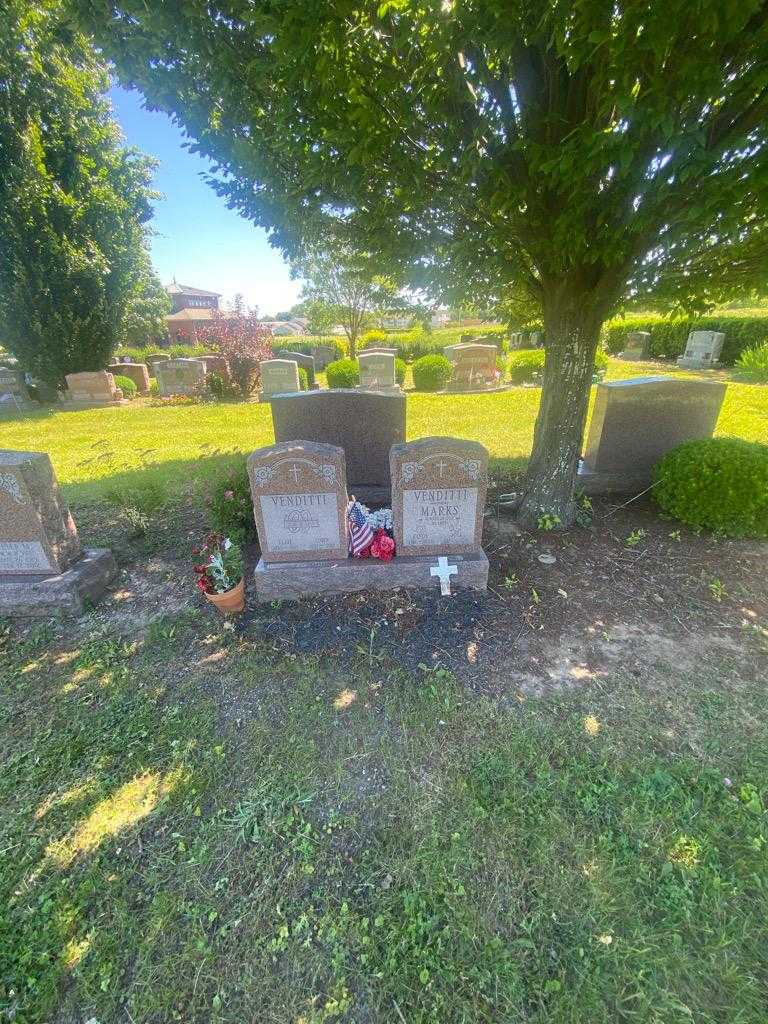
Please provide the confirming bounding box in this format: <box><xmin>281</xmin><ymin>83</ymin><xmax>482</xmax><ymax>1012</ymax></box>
<box><xmin>430</xmin><ymin>555</ymin><xmax>458</xmax><ymax>596</ymax></box>
<box><xmin>435</xmin><ymin>459</ymin><xmax>448</xmax><ymax>478</ymax></box>
<box><xmin>290</xmin><ymin>464</ymin><xmax>301</xmax><ymax>483</ymax></box>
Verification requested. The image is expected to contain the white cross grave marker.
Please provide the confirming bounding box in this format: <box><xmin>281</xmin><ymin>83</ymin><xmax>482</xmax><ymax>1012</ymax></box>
<box><xmin>430</xmin><ymin>555</ymin><xmax>458</xmax><ymax>596</ymax></box>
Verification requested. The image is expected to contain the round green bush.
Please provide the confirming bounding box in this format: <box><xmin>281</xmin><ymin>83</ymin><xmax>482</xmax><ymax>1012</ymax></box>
<box><xmin>395</xmin><ymin>357</ymin><xmax>407</xmax><ymax>386</ymax></box>
<box><xmin>113</xmin><ymin>374</ymin><xmax>137</xmax><ymax>399</ymax></box>
<box><xmin>412</xmin><ymin>354</ymin><xmax>453</xmax><ymax>391</ymax></box>
<box><xmin>326</xmin><ymin>358</ymin><xmax>360</xmax><ymax>388</ymax></box>
<box><xmin>736</xmin><ymin>340</ymin><xmax>768</xmax><ymax>381</ymax></box>
<box><xmin>654</xmin><ymin>438</ymin><xmax>768</xmax><ymax>537</ymax></box>
<box><xmin>508</xmin><ymin>349</ymin><xmax>608</xmax><ymax>384</ymax></box>
<box><xmin>508</xmin><ymin>350</ymin><xmax>545</xmax><ymax>383</ymax></box>
<box><xmin>359</xmin><ymin>329</ymin><xmax>388</xmax><ymax>349</ymax></box>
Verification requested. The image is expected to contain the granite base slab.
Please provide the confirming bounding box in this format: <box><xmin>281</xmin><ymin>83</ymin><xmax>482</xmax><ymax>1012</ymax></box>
<box><xmin>676</xmin><ymin>358</ymin><xmax>721</xmax><ymax>370</ymax></box>
<box><xmin>577</xmin><ymin>465</ymin><xmax>654</xmax><ymax>495</ymax></box>
<box><xmin>443</xmin><ymin>384</ymin><xmax>511</xmax><ymax>394</ymax></box>
<box><xmin>254</xmin><ymin>550</ymin><xmax>489</xmax><ymax>601</ymax></box>
<box><xmin>60</xmin><ymin>399</ymin><xmax>129</xmax><ymax>410</ymax></box>
<box><xmin>0</xmin><ymin>548</ymin><xmax>117</xmax><ymax>617</ymax></box>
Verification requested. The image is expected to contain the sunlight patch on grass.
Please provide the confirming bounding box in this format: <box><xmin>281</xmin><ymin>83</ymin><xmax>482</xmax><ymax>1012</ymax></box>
<box><xmin>62</xmin><ymin>935</ymin><xmax>91</xmax><ymax>970</ymax></box>
<box><xmin>35</xmin><ymin>781</ymin><xmax>97</xmax><ymax>821</ymax></box>
<box><xmin>333</xmin><ymin>688</ymin><xmax>358</xmax><ymax>710</ymax></box>
<box><xmin>45</xmin><ymin>770</ymin><xmax>181</xmax><ymax>868</ymax></box>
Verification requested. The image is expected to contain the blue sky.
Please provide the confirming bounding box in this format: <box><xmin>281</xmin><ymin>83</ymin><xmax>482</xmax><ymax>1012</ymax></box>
<box><xmin>109</xmin><ymin>86</ymin><xmax>302</xmax><ymax>316</ymax></box>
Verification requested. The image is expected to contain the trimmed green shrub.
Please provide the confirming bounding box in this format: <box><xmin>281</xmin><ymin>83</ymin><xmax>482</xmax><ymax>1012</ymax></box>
<box><xmin>736</xmin><ymin>341</ymin><xmax>768</xmax><ymax>381</ymax></box>
<box><xmin>113</xmin><ymin>374</ymin><xmax>137</xmax><ymax>399</ymax></box>
<box><xmin>508</xmin><ymin>349</ymin><xmax>608</xmax><ymax>384</ymax></box>
<box><xmin>206</xmin><ymin>371</ymin><xmax>237</xmax><ymax>401</ymax></box>
<box><xmin>359</xmin><ymin>329</ymin><xmax>388</xmax><ymax>349</ymax></box>
<box><xmin>604</xmin><ymin>310</ymin><xmax>768</xmax><ymax>365</ymax></box>
<box><xmin>208</xmin><ymin>464</ymin><xmax>256</xmax><ymax>543</ymax></box>
<box><xmin>412</xmin><ymin>354</ymin><xmax>453</xmax><ymax>391</ymax></box>
<box><xmin>297</xmin><ymin>366</ymin><xmax>309</xmax><ymax>390</ymax></box>
<box><xmin>508</xmin><ymin>350</ymin><xmax>545</xmax><ymax>383</ymax></box>
<box><xmin>395</xmin><ymin>357</ymin><xmax>407</xmax><ymax>386</ymax></box>
<box><xmin>654</xmin><ymin>438</ymin><xmax>768</xmax><ymax>537</ymax></box>
<box><xmin>148</xmin><ymin>379</ymin><xmax>159</xmax><ymax>396</ymax></box>
<box><xmin>326</xmin><ymin>357</ymin><xmax>360</xmax><ymax>388</ymax></box>
<box><xmin>268</xmin><ymin>335</ymin><xmax>345</xmax><ymax>360</ymax></box>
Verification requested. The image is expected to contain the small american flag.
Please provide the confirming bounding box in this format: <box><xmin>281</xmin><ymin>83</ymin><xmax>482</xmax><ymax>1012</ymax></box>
<box><xmin>348</xmin><ymin>498</ymin><xmax>373</xmax><ymax>557</ymax></box>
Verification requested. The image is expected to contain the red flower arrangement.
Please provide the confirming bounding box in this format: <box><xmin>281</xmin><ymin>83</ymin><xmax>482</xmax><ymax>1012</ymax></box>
<box><xmin>370</xmin><ymin>528</ymin><xmax>395</xmax><ymax>562</ymax></box>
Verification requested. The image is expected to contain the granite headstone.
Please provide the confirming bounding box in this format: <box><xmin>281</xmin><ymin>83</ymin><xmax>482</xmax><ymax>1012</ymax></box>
<box><xmin>155</xmin><ymin>358</ymin><xmax>206</xmax><ymax>396</ymax></box>
<box><xmin>61</xmin><ymin>371</ymin><xmax>127</xmax><ymax>408</ymax></box>
<box><xmin>618</xmin><ymin>331</ymin><xmax>651</xmax><ymax>361</ymax></box>
<box><xmin>444</xmin><ymin>343</ymin><xmax>499</xmax><ymax>391</ymax></box>
<box><xmin>311</xmin><ymin>344</ymin><xmax>339</xmax><ymax>370</ymax></box>
<box><xmin>270</xmin><ymin>389</ymin><xmax>406</xmax><ymax>503</ymax></box>
<box><xmin>198</xmin><ymin>354</ymin><xmax>231</xmax><ymax>381</ymax></box>
<box><xmin>390</xmin><ymin>437</ymin><xmax>488</xmax><ymax>557</ymax></box>
<box><xmin>260</xmin><ymin>359</ymin><xmax>301</xmax><ymax>400</ymax></box>
<box><xmin>358</xmin><ymin>351</ymin><xmax>399</xmax><ymax>392</ymax></box>
<box><xmin>677</xmin><ymin>331</ymin><xmax>725</xmax><ymax>370</ymax></box>
<box><xmin>247</xmin><ymin>441</ymin><xmax>348</xmax><ymax>563</ymax></box>
<box><xmin>0</xmin><ymin>367</ymin><xmax>35</xmax><ymax>413</ymax></box>
<box><xmin>579</xmin><ymin>376</ymin><xmax>727</xmax><ymax>492</ymax></box>
<box><xmin>108</xmin><ymin>362</ymin><xmax>151</xmax><ymax>394</ymax></box>
<box><xmin>277</xmin><ymin>350</ymin><xmax>316</xmax><ymax>387</ymax></box>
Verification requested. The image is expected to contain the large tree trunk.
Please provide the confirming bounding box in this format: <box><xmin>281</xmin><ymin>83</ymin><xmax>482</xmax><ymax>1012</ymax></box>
<box><xmin>517</xmin><ymin>293</ymin><xmax>604</xmax><ymax>529</ymax></box>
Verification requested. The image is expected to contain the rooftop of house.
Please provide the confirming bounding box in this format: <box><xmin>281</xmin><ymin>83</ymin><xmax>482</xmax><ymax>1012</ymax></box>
<box><xmin>166</xmin><ymin>307</ymin><xmax>218</xmax><ymax>321</ymax></box>
<box><xmin>166</xmin><ymin>281</ymin><xmax>221</xmax><ymax>297</ymax></box>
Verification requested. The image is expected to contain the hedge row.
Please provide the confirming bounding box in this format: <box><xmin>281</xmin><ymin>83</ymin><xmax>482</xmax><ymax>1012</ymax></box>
<box><xmin>358</xmin><ymin>324</ymin><xmax>508</xmax><ymax>360</ymax></box>
<box><xmin>603</xmin><ymin>309</ymin><xmax>768</xmax><ymax>365</ymax></box>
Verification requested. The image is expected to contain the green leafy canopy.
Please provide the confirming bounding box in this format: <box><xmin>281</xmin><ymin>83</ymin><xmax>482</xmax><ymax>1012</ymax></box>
<box><xmin>73</xmin><ymin>0</ymin><xmax>768</xmax><ymax>317</ymax></box>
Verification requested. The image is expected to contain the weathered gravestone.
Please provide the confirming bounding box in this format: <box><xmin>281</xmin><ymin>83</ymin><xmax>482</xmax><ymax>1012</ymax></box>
<box><xmin>618</xmin><ymin>331</ymin><xmax>651</xmax><ymax>361</ymax></box>
<box><xmin>260</xmin><ymin>359</ymin><xmax>301</xmax><ymax>401</ymax></box>
<box><xmin>578</xmin><ymin>376</ymin><xmax>727</xmax><ymax>493</ymax></box>
<box><xmin>311</xmin><ymin>344</ymin><xmax>339</xmax><ymax>370</ymax></box>
<box><xmin>444</xmin><ymin>343</ymin><xmax>500</xmax><ymax>391</ymax></box>
<box><xmin>198</xmin><ymin>354</ymin><xmax>231</xmax><ymax>381</ymax></box>
<box><xmin>155</xmin><ymin>358</ymin><xmax>206</xmax><ymax>396</ymax></box>
<box><xmin>358</xmin><ymin>351</ymin><xmax>400</xmax><ymax>393</ymax></box>
<box><xmin>390</xmin><ymin>437</ymin><xmax>488</xmax><ymax>557</ymax></box>
<box><xmin>61</xmin><ymin>371</ymin><xmax>127</xmax><ymax>409</ymax></box>
<box><xmin>247</xmin><ymin>441</ymin><xmax>348</xmax><ymax>563</ymax></box>
<box><xmin>361</xmin><ymin>347</ymin><xmax>398</xmax><ymax>355</ymax></box>
<box><xmin>676</xmin><ymin>330</ymin><xmax>726</xmax><ymax>370</ymax></box>
<box><xmin>0</xmin><ymin>450</ymin><xmax>116</xmax><ymax>615</ymax></box>
<box><xmin>277</xmin><ymin>350</ymin><xmax>317</xmax><ymax>387</ymax></box>
<box><xmin>0</xmin><ymin>367</ymin><xmax>36</xmax><ymax>413</ymax></box>
<box><xmin>271</xmin><ymin>389</ymin><xmax>406</xmax><ymax>503</ymax></box>
<box><xmin>108</xmin><ymin>362</ymin><xmax>151</xmax><ymax>394</ymax></box>
<box><xmin>146</xmin><ymin>353</ymin><xmax>170</xmax><ymax>370</ymax></box>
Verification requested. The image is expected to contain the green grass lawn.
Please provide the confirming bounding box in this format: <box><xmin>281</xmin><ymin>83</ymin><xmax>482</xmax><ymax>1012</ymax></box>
<box><xmin>2</xmin><ymin>614</ymin><xmax>767</xmax><ymax>1023</ymax></box>
<box><xmin>2</xmin><ymin>356</ymin><xmax>767</xmax><ymax>1022</ymax></box>
<box><xmin>1</xmin><ymin>359</ymin><xmax>765</xmax><ymax>509</ymax></box>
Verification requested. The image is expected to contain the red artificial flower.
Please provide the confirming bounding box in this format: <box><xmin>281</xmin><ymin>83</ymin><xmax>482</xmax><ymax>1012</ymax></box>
<box><xmin>370</xmin><ymin>529</ymin><xmax>395</xmax><ymax>562</ymax></box>
<box><xmin>196</xmin><ymin>576</ymin><xmax>213</xmax><ymax>594</ymax></box>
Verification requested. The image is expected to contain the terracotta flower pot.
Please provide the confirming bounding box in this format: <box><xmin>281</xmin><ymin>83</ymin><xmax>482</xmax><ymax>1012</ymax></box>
<box><xmin>204</xmin><ymin>578</ymin><xmax>245</xmax><ymax>614</ymax></box>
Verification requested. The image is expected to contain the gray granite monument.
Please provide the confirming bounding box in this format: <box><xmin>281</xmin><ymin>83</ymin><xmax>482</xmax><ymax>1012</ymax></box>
<box><xmin>618</xmin><ymin>331</ymin><xmax>651</xmax><ymax>361</ymax></box>
<box><xmin>259</xmin><ymin>358</ymin><xmax>301</xmax><ymax>401</ymax></box>
<box><xmin>0</xmin><ymin>450</ymin><xmax>116</xmax><ymax>615</ymax></box>
<box><xmin>270</xmin><ymin>389</ymin><xmax>406</xmax><ymax>503</ymax></box>
<box><xmin>0</xmin><ymin>367</ymin><xmax>36</xmax><ymax>414</ymax></box>
<box><xmin>277</xmin><ymin>350</ymin><xmax>317</xmax><ymax>388</ymax></box>
<box><xmin>154</xmin><ymin>358</ymin><xmax>207</xmax><ymax>396</ymax></box>
<box><xmin>358</xmin><ymin>351</ymin><xmax>400</xmax><ymax>393</ymax></box>
<box><xmin>578</xmin><ymin>376</ymin><xmax>727</xmax><ymax>493</ymax></box>
<box><xmin>676</xmin><ymin>331</ymin><xmax>725</xmax><ymax>370</ymax></box>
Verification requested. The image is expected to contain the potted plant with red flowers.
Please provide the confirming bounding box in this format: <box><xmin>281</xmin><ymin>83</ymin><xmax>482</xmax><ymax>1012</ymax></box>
<box><xmin>192</xmin><ymin>532</ymin><xmax>245</xmax><ymax>614</ymax></box>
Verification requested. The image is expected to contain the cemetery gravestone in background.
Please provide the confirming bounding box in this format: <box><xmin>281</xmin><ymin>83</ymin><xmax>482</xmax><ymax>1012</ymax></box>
<box><xmin>108</xmin><ymin>362</ymin><xmax>151</xmax><ymax>394</ymax></box>
<box><xmin>260</xmin><ymin>359</ymin><xmax>301</xmax><ymax>400</ymax></box>
<box><xmin>579</xmin><ymin>376</ymin><xmax>727</xmax><ymax>493</ymax></box>
<box><xmin>61</xmin><ymin>371</ymin><xmax>127</xmax><ymax>408</ymax></box>
<box><xmin>155</xmin><ymin>358</ymin><xmax>207</xmax><ymax>397</ymax></box>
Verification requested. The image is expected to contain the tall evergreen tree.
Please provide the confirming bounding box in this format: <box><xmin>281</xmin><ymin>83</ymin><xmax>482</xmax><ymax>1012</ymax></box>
<box><xmin>0</xmin><ymin>1</ymin><xmax>160</xmax><ymax>385</ymax></box>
